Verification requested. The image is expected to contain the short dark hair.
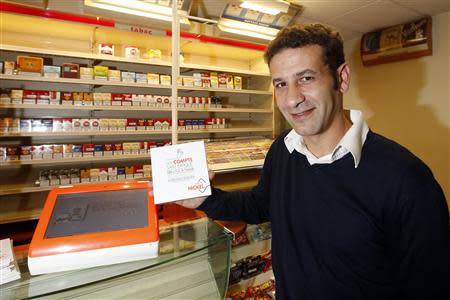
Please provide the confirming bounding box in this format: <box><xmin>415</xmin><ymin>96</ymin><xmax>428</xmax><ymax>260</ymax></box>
<box><xmin>264</xmin><ymin>23</ymin><xmax>345</xmax><ymax>88</ymax></box>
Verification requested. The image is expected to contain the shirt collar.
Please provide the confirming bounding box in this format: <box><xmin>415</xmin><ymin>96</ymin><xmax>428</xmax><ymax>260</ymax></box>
<box><xmin>284</xmin><ymin>109</ymin><xmax>369</xmax><ymax>168</ymax></box>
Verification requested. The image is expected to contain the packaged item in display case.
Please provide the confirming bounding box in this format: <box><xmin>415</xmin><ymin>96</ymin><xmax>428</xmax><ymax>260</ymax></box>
<box><xmin>61</xmin><ymin>63</ymin><xmax>79</xmax><ymax>78</ymax></box>
<box><xmin>234</xmin><ymin>76</ymin><xmax>242</xmax><ymax>90</ymax></box>
<box><xmin>124</xmin><ymin>46</ymin><xmax>140</xmax><ymax>59</ymax></box>
<box><xmin>17</xmin><ymin>56</ymin><xmax>43</xmax><ymax>75</ymax></box>
<box><xmin>43</xmin><ymin>66</ymin><xmax>61</xmax><ymax>78</ymax></box>
<box><xmin>4</xmin><ymin>61</ymin><xmax>15</xmax><ymax>75</ymax></box>
<box><xmin>147</xmin><ymin>49</ymin><xmax>162</xmax><ymax>61</ymax></box>
<box><xmin>80</xmin><ymin>67</ymin><xmax>93</xmax><ymax>79</ymax></box>
<box><xmin>94</xmin><ymin>66</ymin><xmax>109</xmax><ymax>80</ymax></box>
<box><xmin>98</xmin><ymin>43</ymin><xmax>114</xmax><ymax>56</ymax></box>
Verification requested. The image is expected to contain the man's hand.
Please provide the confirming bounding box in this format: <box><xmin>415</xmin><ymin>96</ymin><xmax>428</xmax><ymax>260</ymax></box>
<box><xmin>175</xmin><ymin>170</ymin><xmax>215</xmax><ymax>209</ymax></box>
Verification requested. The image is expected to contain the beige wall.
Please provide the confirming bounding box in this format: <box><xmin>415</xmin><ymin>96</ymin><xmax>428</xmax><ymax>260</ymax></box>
<box><xmin>344</xmin><ymin>12</ymin><xmax>450</xmax><ymax>205</ymax></box>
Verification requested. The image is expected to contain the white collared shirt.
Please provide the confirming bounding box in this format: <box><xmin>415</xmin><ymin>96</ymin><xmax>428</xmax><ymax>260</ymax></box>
<box><xmin>284</xmin><ymin>110</ymin><xmax>369</xmax><ymax>168</ymax></box>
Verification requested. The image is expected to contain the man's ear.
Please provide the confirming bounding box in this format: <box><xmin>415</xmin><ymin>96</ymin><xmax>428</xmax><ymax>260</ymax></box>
<box><xmin>337</xmin><ymin>63</ymin><xmax>350</xmax><ymax>93</ymax></box>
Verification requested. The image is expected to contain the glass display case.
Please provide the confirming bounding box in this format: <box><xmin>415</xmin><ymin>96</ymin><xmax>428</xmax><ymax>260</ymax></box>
<box><xmin>1</xmin><ymin>218</ymin><xmax>232</xmax><ymax>299</ymax></box>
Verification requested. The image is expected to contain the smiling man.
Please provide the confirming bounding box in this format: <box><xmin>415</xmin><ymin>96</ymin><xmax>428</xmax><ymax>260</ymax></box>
<box><xmin>177</xmin><ymin>23</ymin><xmax>450</xmax><ymax>299</ymax></box>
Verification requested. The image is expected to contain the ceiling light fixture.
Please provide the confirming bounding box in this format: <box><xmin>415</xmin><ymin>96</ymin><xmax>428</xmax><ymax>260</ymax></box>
<box><xmin>84</xmin><ymin>0</ymin><xmax>190</xmax><ymax>24</ymax></box>
<box><xmin>218</xmin><ymin>18</ymin><xmax>279</xmax><ymax>41</ymax></box>
<box><xmin>240</xmin><ymin>0</ymin><xmax>290</xmax><ymax>15</ymax></box>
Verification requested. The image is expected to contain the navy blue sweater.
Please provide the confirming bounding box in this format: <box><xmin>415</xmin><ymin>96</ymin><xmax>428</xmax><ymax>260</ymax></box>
<box><xmin>199</xmin><ymin>131</ymin><xmax>450</xmax><ymax>299</ymax></box>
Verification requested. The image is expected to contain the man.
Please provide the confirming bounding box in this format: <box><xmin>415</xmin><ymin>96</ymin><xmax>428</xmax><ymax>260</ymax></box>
<box><xmin>178</xmin><ymin>23</ymin><xmax>450</xmax><ymax>299</ymax></box>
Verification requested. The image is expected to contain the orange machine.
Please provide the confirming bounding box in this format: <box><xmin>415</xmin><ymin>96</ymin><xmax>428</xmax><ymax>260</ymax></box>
<box><xmin>28</xmin><ymin>182</ymin><xmax>159</xmax><ymax>275</ymax></box>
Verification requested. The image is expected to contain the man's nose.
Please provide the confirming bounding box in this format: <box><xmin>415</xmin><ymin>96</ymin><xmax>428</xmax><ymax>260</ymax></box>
<box><xmin>286</xmin><ymin>83</ymin><xmax>305</xmax><ymax>108</ymax></box>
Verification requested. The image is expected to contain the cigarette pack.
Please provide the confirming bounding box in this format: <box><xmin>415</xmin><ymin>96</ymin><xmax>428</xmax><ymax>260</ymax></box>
<box><xmin>234</xmin><ymin>76</ymin><xmax>242</xmax><ymax>90</ymax></box>
<box><xmin>160</xmin><ymin>75</ymin><xmax>171</xmax><ymax>86</ymax></box>
<box><xmin>61</xmin><ymin>63</ymin><xmax>79</xmax><ymax>78</ymax></box>
<box><xmin>17</xmin><ymin>56</ymin><xmax>43</xmax><ymax>75</ymax></box>
<box><xmin>43</xmin><ymin>65</ymin><xmax>61</xmax><ymax>78</ymax></box>
<box><xmin>80</xmin><ymin>67</ymin><xmax>93</xmax><ymax>80</ymax></box>
<box><xmin>98</xmin><ymin>43</ymin><xmax>114</xmax><ymax>56</ymax></box>
<box><xmin>108</xmin><ymin>69</ymin><xmax>121</xmax><ymax>81</ymax></box>
<box><xmin>147</xmin><ymin>73</ymin><xmax>160</xmax><ymax>85</ymax></box>
<box><xmin>124</xmin><ymin>46</ymin><xmax>140</xmax><ymax>59</ymax></box>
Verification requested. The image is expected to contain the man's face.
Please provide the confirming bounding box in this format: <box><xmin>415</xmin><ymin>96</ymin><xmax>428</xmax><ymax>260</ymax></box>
<box><xmin>269</xmin><ymin>45</ymin><xmax>343</xmax><ymax>138</ymax></box>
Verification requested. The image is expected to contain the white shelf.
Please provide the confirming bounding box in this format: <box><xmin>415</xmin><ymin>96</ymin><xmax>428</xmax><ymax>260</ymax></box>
<box><xmin>178</xmin><ymin>85</ymin><xmax>272</xmax><ymax>95</ymax></box>
<box><xmin>0</xmin><ymin>127</ymin><xmax>272</xmax><ymax>137</ymax></box>
<box><xmin>0</xmin><ymin>44</ymin><xmax>172</xmax><ymax>67</ymax></box>
<box><xmin>1</xmin><ymin>74</ymin><xmax>270</xmax><ymax>95</ymax></box>
<box><xmin>1</xmin><ymin>44</ymin><xmax>270</xmax><ymax>77</ymax></box>
<box><xmin>0</xmin><ymin>74</ymin><xmax>169</xmax><ymax>89</ymax></box>
<box><xmin>0</xmin><ymin>154</ymin><xmax>150</xmax><ymax>167</ymax></box>
<box><xmin>0</xmin><ymin>104</ymin><xmax>272</xmax><ymax>113</ymax></box>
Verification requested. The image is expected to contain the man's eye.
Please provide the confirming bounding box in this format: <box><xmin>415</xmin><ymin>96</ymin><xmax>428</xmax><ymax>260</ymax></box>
<box><xmin>300</xmin><ymin>76</ymin><xmax>314</xmax><ymax>82</ymax></box>
<box><xmin>274</xmin><ymin>82</ymin><xmax>286</xmax><ymax>88</ymax></box>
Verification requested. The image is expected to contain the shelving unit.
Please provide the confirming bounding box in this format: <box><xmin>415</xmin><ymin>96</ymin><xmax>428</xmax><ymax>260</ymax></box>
<box><xmin>0</xmin><ymin>11</ymin><xmax>274</xmax><ymax>225</ymax></box>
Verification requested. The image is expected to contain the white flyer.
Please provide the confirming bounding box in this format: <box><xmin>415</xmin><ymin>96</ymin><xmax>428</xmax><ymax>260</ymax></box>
<box><xmin>150</xmin><ymin>141</ymin><xmax>211</xmax><ymax>204</ymax></box>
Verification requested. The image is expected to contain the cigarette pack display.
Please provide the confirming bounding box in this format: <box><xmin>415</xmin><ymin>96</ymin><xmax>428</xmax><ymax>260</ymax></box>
<box><xmin>99</xmin><ymin>119</ymin><xmax>109</xmax><ymax>131</ymax></box>
<box><xmin>80</xmin><ymin>67</ymin><xmax>93</xmax><ymax>79</ymax></box>
<box><xmin>139</xmin><ymin>142</ymin><xmax>148</xmax><ymax>154</ymax></box>
<box><xmin>98</xmin><ymin>43</ymin><xmax>114</xmax><ymax>56</ymax></box>
<box><xmin>20</xmin><ymin>146</ymin><xmax>32</xmax><ymax>160</ymax></box>
<box><xmin>147</xmin><ymin>73</ymin><xmax>160</xmax><ymax>85</ymax></box>
<box><xmin>53</xmin><ymin>144</ymin><xmax>63</xmax><ymax>159</ymax></box>
<box><xmin>117</xmin><ymin>167</ymin><xmax>126</xmax><ymax>180</ymax></box>
<box><xmin>63</xmin><ymin>144</ymin><xmax>73</xmax><ymax>158</ymax></box>
<box><xmin>59</xmin><ymin>169</ymin><xmax>70</xmax><ymax>185</ymax></box>
<box><xmin>94</xmin><ymin>144</ymin><xmax>103</xmax><ymax>157</ymax></box>
<box><xmin>52</xmin><ymin>118</ymin><xmax>63</xmax><ymax>132</ymax></box>
<box><xmin>99</xmin><ymin>168</ymin><xmax>108</xmax><ymax>181</ymax></box>
<box><xmin>81</xmin><ymin>119</ymin><xmax>91</xmax><ymax>131</ymax></box>
<box><xmin>121</xmin><ymin>71</ymin><xmax>136</xmax><ymax>83</ymax></box>
<box><xmin>234</xmin><ymin>76</ymin><xmax>242</xmax><ymax>90</ymax></box>
<box><xmin>130</xmin><ymin>142</ymin><xmax>140</xmax><ymax>155</ymax></box>
<box><xmin>70</xmin><ymin>168</ymin><xmax>80</xmax><ymax>184</ymax></box>
<box><xmin>147</xmin><ymin>49</ymin><xmax>162</xmax><ymax>60</ymax></box>
<box><xmin>80</xmin><ymin>168</ymin><xmax>90</xmax><ymax>183</ymax></box>
<box><xmin>32</xmin><ymin>145</ymin><xmax>44</xmax><ymax>160</ymax></box>
<box><xmin>11</xmin><ymin>89</ymin><xmax>23</xmax><ymax>100</ymax></box>
<box><xmin>20</xmin><ymin>119</ymin><xmax>32</xmax><ymax>132</ymax></box>
<box><xmin>226</xmin><ymin>74</ymin><xmax>234</xmax><ymax>89</ymax></box>
<box><xmin>49</xmin><ymin>91</ymin><xmax>60</xmax><ymax>105</ymax></box>
<box><xmin>6</xmin><ymin>147</ymin><xmax>19</xmax><ymax>161</ymax></box>
<box><xmin>61</xmin><ymin>63</ymin><xmax>79</xmax><ymax>78</ymax></box>
<box><xmin>125</xmin><ymin>166</ymin><xmax>135</xmax><ymax>179</ymax></box>
<box><xmin>39</xmin><ymin>170</ymin><xmax>50</xmax><ymax>186</ymax></box>
<box><xmin>217</xmin><ymin>73</ymin><xmax>226</xmax><ymax>88</ymax></box>
<box><xmin>72</xmin><ymin>144</ymin><xmax>82</xmax><ymax>158</ymax></box>
<box><xmin>42</xmin><ymin>145</ymin><xmax>53</xmax><ymax>160</ymax></box>
<box><xmin>108</xmin><ymin>167</ymin><xmax>117</xmax><ymax>180</ymax></box>
<box><xmin>143</xmin><ymin>164</ymin><xmax>151</xmax><ymax>177</ymax></box>
<box><xmin>182</xmin><ymin>76</ymin><xmax>194</xmax><ymax>87</ymax></box>
<box><xmin>134</xmin><ymin>165</ymin><xmax>144</xmax><ymax>178</ymax></box>
<box><xmin>43</xmin><ymin>65</ymin><xmax>61</xmax><ymax>78</ymax></box>
<box><xmin>111</xmin><ymin>93</ymin><xmax>123</xmax><ymax>106</ymax></box>
<box><xmin>4</xmin><ymin>61</ymin><xmax>15</xmax><ymax>75</ymax></box>
<box><xmin>82</xmin><ymin>144</ymin><xmax>94</xmax><ymax>157</ymax></box>
<box><xmin>126</xmin><ymin>118</ymin><xmax>138</xmax><ymax>131</ymax></box>
<box><xmin>201</xmin><ymin>72</ymin><xmax>211</xmax><ymax>88</ymax></box>
<box><xmin>122</xmin><ymin>94</ymin><xmax>132</xmax><ymax>106</ymax></box>
<box><xmin>113</xmin><ymin>143</ymin><xmax>123</xmax><ymax>155</ymax></box>
<box><xmin>103</xmin><ymin>144</ymin><xmax>113</xmax><ymax>156</ymax></box>
<box><xmin>62</xmin><ymin>118</ymin><xmax>72</xmax><ymax>132</ymax></box>
<box><xmin>137</xmin><ymin>119</ymin><xmax>146</xmax><ymax>130</ymax></box>
<box><xmin>72</xmin><ymin>92</ymin><xmax>83</xmax><ymax>106</ymax></box>
<box><xmin>23</xmin><ymin>90</ymin><xmax>38</xmax><ymax>104</ymax></box>
<box><xmin>146</xmin><ymin>95</ymin><xmax>155</xmax><ymax>107</ymax></box>
<box><xmin>90</xmin><ymin>119</ymin><xmax>100</xmax><ymax>131</ymax></box>
<box><xmin>31</xmin><ymin>119</ymin><xmax>42</xmax><ymax>132</ymax></box>
<box><xmin>160</xmin><ymin>75</ymin><xmax>171</xmax><ymax>86</ymax></box>
<box><xmin>108</xmin><ymin>69</ymin><xmax>121</xmax><ymax>81</ymax></box>
<box><xmin>118</xmin><ymin>118</ymin><xmax>127</xmax><ymax>131</ymax></box>
<box><xmin>124</xmin><ymin>46</ymin><xmax>140</xmax><ymax>59</ymax></box>
<box><xmin>135</xmin><ymin>73</ymin><xmax>147</xmax><ymax>84</ymax></box>
<box><xmin>122</xmin><ymin>142</ymin><xmax>132</xmax><ymax>155</ymax></box>
<box><xmin>17</xmin><ymin>56</ymin><xmax>43</xmax><ymax>74</ymax></box>
<box><xmin>146</xmin><ymin>119</ymin><xmax>154</xmax><ymax>130</ymax></box>
<box><xmin>102</xmin><ymin>93</ymin><xmax>112</xmax><ymax>106</ymax></box>
<box><xmin>210</xmin><ymin>72</ymin><xmax>219</xmax><ymax>88</ymax></box>
<box><xmin>61</xmin><ymin>92</ymin><xmax>73</xmax><ymax>105</ymax></box>
<box><xmin>193</xmin><ymin>72</ymin><xmax>202</xmax><ymax>87</ymax></box>
<box><xmin>163</xmin><ymin>96</ymin><xmax>170</xmax><ymax>108</ymax></box>
<box><xmin>94</xmin><ymin>66</ymin><xmax>109</xmax><ymax>80</ymax></box>
<box><xmin>132</xmin><ymin>94</ymin><xmax>142</xmax><ymax>106</ymax></box>
<box><xmin>83</xmin><ymin>92</ymin><xmax>93</xmax><ymax>106</ymax></box>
